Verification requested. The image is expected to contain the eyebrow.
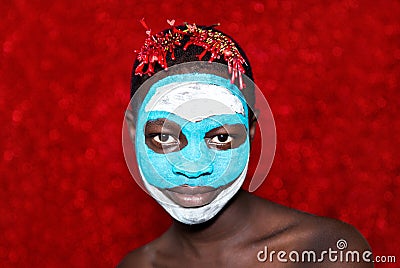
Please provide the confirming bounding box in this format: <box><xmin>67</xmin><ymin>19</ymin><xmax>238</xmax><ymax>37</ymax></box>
<box><xmin>145</xmin><ymin>118</ymin><xmax>182</xmax><ymax>132</ymax></box>
<box><xmin>145</xmin><ymin>118</ymin><xmax>165</xmax><ymax>126</ymax></box>
<box><xmin>205</xmin><ymin>124</ymin><xmax>247</xmax><ymax>136</ymax></box>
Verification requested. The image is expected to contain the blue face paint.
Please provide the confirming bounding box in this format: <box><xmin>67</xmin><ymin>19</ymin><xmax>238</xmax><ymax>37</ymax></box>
<box><xmin>135</xmin><ymin>73</ymin><xmax>250</xmax><ymax>189</ymax></box>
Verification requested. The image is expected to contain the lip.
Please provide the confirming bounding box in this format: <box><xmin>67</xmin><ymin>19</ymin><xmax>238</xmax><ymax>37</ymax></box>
<box><xmin>161</xmin><ymin>185</ymin><xmax>222</xmax><ymax>208</ymax></box>
<box><xmin>167</xmin><ymin>185</ymin><xmax>216</xmax><ymax>195</ymax></box>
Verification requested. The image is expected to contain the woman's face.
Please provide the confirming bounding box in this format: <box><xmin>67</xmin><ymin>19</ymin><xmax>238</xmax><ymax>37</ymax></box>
<box><xmin>134</xmin><ymin>73</ymin><xmax>251</xmax><ymax>224</ymax></box>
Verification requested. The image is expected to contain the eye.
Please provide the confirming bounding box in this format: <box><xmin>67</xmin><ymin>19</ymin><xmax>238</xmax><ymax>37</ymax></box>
<box><xmin>205</xmin><ymin>124</ymin><xmax>247</xmax><ymax>150</ymax></box>
<box><xmin>145</xmin><ymin>119</ymin><xmax>188</xmax><ymax>154</ymax></box>
<box><xmin>210</xmin><ymin>134</ymin><xmax>232</xmax><ymax>144</ymax></box>
<box><xmin>153</xmin><ymin>134</ymin><xmax>178</xmax><ymax>145</ymax></box>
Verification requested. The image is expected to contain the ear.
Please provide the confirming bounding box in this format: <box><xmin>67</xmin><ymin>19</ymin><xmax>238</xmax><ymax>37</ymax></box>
<box><xmin>125</xmin><ymin>110</ymin><xmax>136</xmax><ymax>140</ymax></box>
<box><xmin>249</xmin><ymin>109</ymin><xmax>259</xmax><ymax>143</ymax></box>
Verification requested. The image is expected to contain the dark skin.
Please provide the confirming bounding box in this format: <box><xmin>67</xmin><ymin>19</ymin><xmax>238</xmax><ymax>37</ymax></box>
<box><xmin>120</xmin><ymin>115</ymin><xmax>373</xmax><ymax>268</ymax></box>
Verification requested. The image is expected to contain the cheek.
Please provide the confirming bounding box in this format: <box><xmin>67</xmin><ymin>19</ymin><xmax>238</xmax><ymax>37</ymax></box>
<box><xmin>211</xmin><ymin>139</ymin><xmax>250</xmax><ymax>182</ymax></box>
<box><xmin>136</xmin><ymin>143</ymin><xmax>179</xmax><ymax>188</ymax></box>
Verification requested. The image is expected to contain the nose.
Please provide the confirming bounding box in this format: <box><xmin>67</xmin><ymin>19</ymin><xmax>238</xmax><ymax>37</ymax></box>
<box><xmin>170</xmin><ymin>134</ymin><xmax>215</xmax><ymax>179</ymax></box>
<box><xmin>172</xmin><ymin>160</ymin><xmax>214</xmax><ymax>178</ymax></box>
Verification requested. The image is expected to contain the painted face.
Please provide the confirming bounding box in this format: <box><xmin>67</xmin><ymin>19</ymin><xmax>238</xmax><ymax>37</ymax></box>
<box><xmin>135</xmin><ymin>73</ymin><xmax>250</xmax><ymax>224</ymax></box>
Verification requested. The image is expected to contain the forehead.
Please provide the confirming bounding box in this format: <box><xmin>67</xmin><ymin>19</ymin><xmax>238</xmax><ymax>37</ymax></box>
<box><xmin>145</xmin><ymin>81</ymin><xmax>245</xmax><ymax>122</ymax></box>
<box><xmin>140</xmin><ymin>73</ymin><xmax>249</xmax><ymax>122</ymax></box>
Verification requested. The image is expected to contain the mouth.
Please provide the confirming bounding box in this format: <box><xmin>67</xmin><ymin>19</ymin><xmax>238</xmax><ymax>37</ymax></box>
<box><xmin>161</xmin><ymin>185</ymin><xmax>223</xmax><ymax>208</ymax></box>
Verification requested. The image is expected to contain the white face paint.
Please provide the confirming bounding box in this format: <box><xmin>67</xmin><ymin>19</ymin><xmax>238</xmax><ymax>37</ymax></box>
<box><xmin>141</xmin><ymin>163</ymin><xmax>248</xmax><ymax>224</ymax></box>
<box><xmin>145</xmin><ymin>82</ymin><xmax>245</xmax><ymax>122</ymax></box>
<box><xmin>137</xmin><ymin>77</ymin><xmax>250</xmax><ymax>225</ymax></box>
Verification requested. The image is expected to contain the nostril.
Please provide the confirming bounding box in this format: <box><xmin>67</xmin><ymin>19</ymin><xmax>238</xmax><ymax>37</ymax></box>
<box><xmin>172</xmin><ymin>164</ymin><xmax>213</xmax><ymax>178</ymax></box>
<box><xmin>174</xmin><ymin>170</ymin><xmax>212</xmax><ymax>178</ymax></box>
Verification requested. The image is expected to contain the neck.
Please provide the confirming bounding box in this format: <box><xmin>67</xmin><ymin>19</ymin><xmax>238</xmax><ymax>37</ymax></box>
<box><xmin>169</xmin><ymin>190</ymin><xmax>252</xmax><ymax>247</ymax></box>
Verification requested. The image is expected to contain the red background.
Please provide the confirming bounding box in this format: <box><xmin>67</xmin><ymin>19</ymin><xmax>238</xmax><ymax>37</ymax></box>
<box><xmin>1</xmin><ymin>1</ymin><xmax>399</xmax><ymax>267</ymax></box>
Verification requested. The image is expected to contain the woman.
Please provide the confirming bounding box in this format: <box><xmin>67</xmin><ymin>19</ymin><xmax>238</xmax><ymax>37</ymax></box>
<box><xmin>119</xmin><ymin>21</ymin><xmax>372</xmax><ymax>267</ymax></box>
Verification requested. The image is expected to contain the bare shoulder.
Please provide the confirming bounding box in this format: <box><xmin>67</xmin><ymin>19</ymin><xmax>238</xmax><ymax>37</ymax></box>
<box><xmin>252</xmin><ymin>193</ymin><xmax>370</xmax><ymax>247</ymax></box>
<box><xmin>303</xmin><ymin>214</ymin><xmax>371</xmax><ymax>250</ymax></box>
<box><xmin>117</xmin><ymin>243</ymin><xmax>153</xmax><ymax>268</ymax></box>
<box><xmin>249</xmin><ymin>194</ymin><xmax>373</xmax><ymax>267</ymax></box>
<box><xmin>294</xmin><ymin>215</ymin><xmax>373</xmax><ymax>267</ymax></box>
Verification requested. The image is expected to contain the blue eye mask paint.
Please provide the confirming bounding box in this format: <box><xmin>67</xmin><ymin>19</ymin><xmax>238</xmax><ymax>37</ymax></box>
<box><xmin>135</xmin><ymin>73</ymin><xmax>250</xmax><ymax>189</ymax></box>
<box><xmin>136</xmin><ymin>111</ymin><xmax>249</xmax><ymax>188</ymax></box>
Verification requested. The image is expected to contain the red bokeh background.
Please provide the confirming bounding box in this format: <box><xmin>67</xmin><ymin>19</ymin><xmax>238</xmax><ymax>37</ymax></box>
<box><xmin>1</xmin><ymin>1</ymin><xmax>399</xmax><ymax>267</ymax></box>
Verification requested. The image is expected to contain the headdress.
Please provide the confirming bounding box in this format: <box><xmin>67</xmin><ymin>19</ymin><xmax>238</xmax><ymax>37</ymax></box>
<box><xmin>134</xmin><ymin>19</ymin><xmax>248</xmax><ymax>89</ymax></box>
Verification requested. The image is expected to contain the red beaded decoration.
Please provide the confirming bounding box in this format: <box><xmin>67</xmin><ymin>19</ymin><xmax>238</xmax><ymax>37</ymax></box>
<box><xmin>134</xmin><ymin>19</ymin><xmax>247</xmax><ymax>89</ymax></box>
<box><xmin>134</xmin><ymin>19</ymin><xmax>185</xmax><ymax>76</ymax></box>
